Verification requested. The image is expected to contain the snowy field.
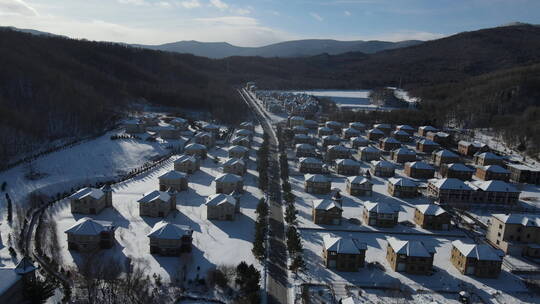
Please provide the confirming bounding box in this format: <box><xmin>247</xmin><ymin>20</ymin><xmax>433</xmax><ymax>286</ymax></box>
<box><xmin>290</xmin><ymin>90</ymin><xmax>375</xmax><ymax>110</ymax></box>
<box><xmin>48</xmin><ymin>126</ymin><xmax>264</xmax><ymax>284</ymax></box>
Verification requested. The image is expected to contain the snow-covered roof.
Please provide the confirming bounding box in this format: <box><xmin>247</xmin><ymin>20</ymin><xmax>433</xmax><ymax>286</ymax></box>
<box><xmin>294</xmin><ymin>134</ymin><xmax>310</xmax><ymax>139</ymax></box>
<box><xmin>322</xmin><ymin>134</ymin><xmax>341</xmax><ymax>141</ymax></box>
<box><xmin>232</xmin><ymin>136</ymin><xmax>250</xmax><ymax>143</ymax></box>
<box><xmin>350</xmin><ymin>122</ymin><xmax>366</xmax><ymax>128</ymax></box>
<box><xmin>159</xmin><ymin>170</ymin><xmax>187</xmax><ymax>180</ymax></box>
<box><xmin>367</xmin><ymin>128</ymin><xmax>384</xmax><ymax>134</ymax></box>
<box><xmin>396</xmin><ymin>124</ymin><xmax>414</xmax><ymax>131</ymax></box>
<box><xmin>419</xmin><ymin>125</ymin><xmax>438</xmax><ymax>132</ymax></box>
<box><xmin>14</xmin><ymin>257</ymin><xmax>37</xmax><ymax>275</ymax></box>
<box><xmin>204</xmin><ymin>123</ymin><xmax>220</xmax><ymax>130</ymax></box>
<box><xmin>380</xmin><ymin>137</ymin><xmax>401</xmax><ymax>144</ymax></box>
<box><xmin>343</xmin><ymin>127</ymin><xmax>360</xmax><ymax>134</ymax></box>
<box><xmin>295</xmin><ymin>143</ymin><xmax>316</xmax><ymax>150</ymax></box>
<box><xmin>370</xmin><ymin>160</ymin><xmax>395</xmax><ymax>169</ymax></box>
<box><xmin>175</xmin><ymin>154</ymin><xmax>198</xmax><ymax>164</ymax></box>
<box><xmin>388</xmin><ymin>177</ymin><xmax>417</xmax><ymax>187</ymax></box>
<box><xmin>235</xmin><ymin>129</ymin><xmax>253</xmax><ymax>136</ymax></box>
<box><xmin>387</xmin><ymin>238</ymin><xmax>433</xmax><ymax>257</ymax></box>
<box><xmin>299</xmin><ymin>157</ymin><xmax>323</xmax><ymax>165</ymax></box>
<box><xmin>305</xmin><ymin>174</ymin><xmax>329</xmax><ymax>183</ymax></box>
<box><xmin>326</xmin><ymin>121</ymin><xmax>342</xmax><ymax>127</ymax></box>
<box><xmin>480</xmin><ymin>165</ymin><xmax>509</xmax><ymax>173</ymax></box>
<box><xmin>433</xmin><ymin>149</ymin><xmax>458</xmax><ymax>158</ymax></box>
<box><xmin>429</xmin><ymin>178</ymin><xmax>472</xmax><ymax>190</ymax></box>
<box><xmin>406</xmin><ymin>161</ymin><xmax>433</xmax><ymax>170</ymax></box>
<box><xmin>336</xmin><ymin>159</ymin><xmax>360</xmax><ymax>167</ymax></box>
<box><xmin>195</xmin><ymin>131</ymin><xmax>212</xmax><ymax>138</ymax></box>
<box><xmin>170</xmin><ymin>117</ymin><xmax>187</xmax><ymax>124</ymax></box>
<box><xmin>416</xmin><ymin>204</ymin><xmax>447</xmax><ymax>216</ymax></box>
<box><xmin>467</xmin><ymin>180</ymin><xmax>519</xmax><ymax>193</ymax></box>
<box><xmin>363</xmin><ymin>201</ymin><xmax>397</xmax><ymax>214</ymax></box>
<box><xmin>205</xmin><ymin>193</ymin><xmax>236</xmax><ymax>207</ymax></box>
<box><xmin>69</xmin><ymin>187</ymin><xmax>104</xmax><ymax>200</ymax></box>
<box><xmin>507</xmin><ymin>163</ymin><xmax>540</xmax><ymax>172</ymax></box>
<box><xmin>290</xmin><ymin>116</ymin><xmax>305</xmax><ymax>121</ymax></box>
<box><xmin>215</xmin><ymin>173</ymin><xmax>243</xmax><ymax>183</ymax></box>
<box><xmin>459</xmin><ymin>140</ymin><xmax>486</xmax><ymax>148</ymax></box>
<box><xmin>393</xmin><ymin>147</ymin><xmax>415</xmax><ymax>155</ymax></box>
<box><xmin>223</xmin><ymin>158</ymin><xmax>245</xmax><ymax>167</ymax></box>
<box><xmin>374</xmin><ymin>123</ymin><xmax>391</xmax><ymax>129</ymax></box>
<box><xmin>350</xmin><ymin>136</ymin><xmax>368</xmax><ymax>143</ymax></box>
<box><xmin>446</xmin><ymin>163</ymin><xmax>474</xmax><ymax>172</ymax></box>
<box><xmin>138</xmin><ymin>190</ymin><xmax>172</xmax><ymax>204</ymax></box>
<box><xmin>452</xmin><ymin>240</ymin><xmax>502</xmax><ymax>261</ymax></box>
<box><xmin>147</xmin><ymin>221</ymin><xmax>192</xmax><ymax>239</ymax></box>
<box><xmin>318</xmin><ymin>126</ymin><xmax>333</xmax><ymax>132</ymax></box>
<box><xmin>475</xmin><ymin>152</ymin><xmax>501</xmax><ymax>160</ymax></box>
<box><xmin>313</xmin><ymin>199</ymin><xmax>342</xmax><ymax>210</ymax></box>
<box><xmin>360</xmin><ymin>146</ymin><xmax>380</xmax><ymax>153</ymax></box>
<box><xmin>493</xmin><ymin>213</ymin><xmax>540</xmax><ymax>226</ymax></box>
<box><xmin>240</xmin><ymin>121</ymin><xmax>254</xmax><ymax>127</ymax></box>
<box><xmin>304</xmin><ymin>119</ymin><xmax>317</xmax><ymax>125</ymax></box>
<box><xmin>65</xmin><ymin>217</ymin><xmax>114</xmax><ymax>235</ymax></box>
<box><xmin>392</xmin><ymin>130</ymin><xmax>410</xmax><ymax>136</ymax></box>
<box><xmin>327</xmin><ymin>145</ymin><xmax>350</xmax><ymax>152</ymax></box>
<box><xmin>227</xmin><ymin>145</ymin><xmax>249</xmax><ymax>153</ymax></box>
<box><xmin>417</xmin><ymin>139</ymin><xmax>439</xmax><ymax>146</ymax></box>
<box><xmin>323</xmin><ymin>235</ymin><xmax>366</xmax><ymax>253</ymax></box>
<box><xmin>185</xmin><ymin>143</ymin><xmax>207</xmax><ymax>151</ymax></box>
<box><xmin>347</xmin><ymin>176</ymin><xmax>372</xmax><ymax>185</ymax></box>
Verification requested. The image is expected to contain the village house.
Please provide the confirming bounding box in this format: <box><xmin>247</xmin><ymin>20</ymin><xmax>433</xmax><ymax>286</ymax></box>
<box><xmin>292</xmin><ymin>125</ymin><xmax>309</xmax><ymax>135</ymax></box>
<box><xmin>157</xmin><ymin>125</ymin><xmax>181</xmax><ymax>139</ymax></box>
<box><xmin>507</xmin><ymin>164</ymin><xmax>540</xmax><ymax>184</ymax></box>
<box><xmin>65</xmin><ymin>217</ymin><xmax>116</xmax><ymax>252</ymax></box>
<box><xmin>158</xmin><ymin>170</ymin><xmax>188</xmax><ymax>191</ymax></box>
<box><xmin>427</xmin><ymin>178</ymin><xmax>473</xmax><ymax>205</ymax></box>
<box><xmin>426</xmin><ymin>131</ymin><xmax>451</xmax><ymax>145</ymax></box>
<box><xmin>227</xmin><ymin>145</ymin><xmax>250</xmax><ymax>159</ymax></box>
<box><xmin>326</xmin><ymin>145</ymin><xmax>351</xmax><ymax>161</ymax></box>
<box><xmin>0</xmin><ymin>257</ymin><xmax>38</xmax><ymax>304</ymax></box>
<box><xmin>336</xmin><ymin>159</ymin><xmax>361</xmax><ymax>176</ymax></box>
<box><xmin>391</xmin><ymin>130</ymin><xmax>411</xmax><ymax>143</ymax></box>
<box><xmin>390</xmin><ymin>147</ymin><xmax>416</xmax><ymax>163</ymax></box>
<box><xmin>184</xmin><ymin>143</ymin><xmax>208</xmax><ymax>159</ymax></box>
<box><xmin>138</xmin><ymin>190</ymin><xmax>176</xmax><ymax>218</ymax></box>
<box><xmin>298</xmin><ymin>157</ymin><xmax>324</xmax><ymax>174</ymax></box>
<box><xmin>69</xmin><ymin>185</ymin><xmax>113</xmax><ymax>215</ymax></box>
<box><xmin>170</xmin><ymin>117</ymin><xmax>189</xmax><ymax>130</ymax></box>
<box><xmin>342</xmin><ymin>127</ymin><xmax>361</xmax><ymax>140</ymax></box>
<box><xmin>366</xmin><ymin>128</ymin><xmax>385</xmax><ymax>141</ymax></box>
<box><xmin>123</xmin><ymin>119</ymin><xmax>145</xmax><ymax>134</ymax></box>
<box><xmin>203</xmin><ymin>123</ymin><xmax>220</xmax><ymax>136</ymax></box>
<box><xmin>293</xmin><ymin>134</ymin><xmax>315</xmax><ymax>145</ymax></box>
<box><xmin>373</xmin><ymin>123</ymin><xmax>392</xmax><ymax>135</ymax></box>
<box><xmin>468</xmin><ymin>180</ymin><xmax>521</xmax><ymax>205</ymax></box>
<box><xmin>304</xmin><ymin>174</ymin><xmax>331</xmax><ymax>194</ymax></box>
<box><xmin>487</xmin><ymin>213</ymin><xmax>540</xmax><ymax>257</ymax></box>
<box><xmin>215</xmin><ymin>173</ymin><xmax>244</xmax><ymax>194</ymax></box>
<box><xmin>205</xmin><ymin>193</ymin><xmax>237</xmax><ymax>221</ymax></box>
<box><xmin>386</xmin><ymin>238</ymin><xmax>435</xmax><ymax>275</ymax></box>
<box><xmin>363</xmin><ymin>201</ymin><xmax>399</xmax><ymax>227</ymax></box>
<box><xmin>325</xmin><ymin>121</ymin><xmax>343</xmax><ymax>132</ymax></box>
<box><xmin>451</xmin><ymin>240</ymin><xmax>503</xmax><ymax>278</ymax></box>
<box><xmin>142</xmin><ymin>114</ymin><xmax>160</xmax><ymax>127</ymax></box>
<box><xmin>458</xmin><ymin>141</ymin><xmax>489</xmax><ymax>156</ymax></box>
<box><xmin>194</xmin><ymin>131</ymin><xmax>215</xmax><ymax>148</ymax></box>
<box><xmin>370</xmin><ymin>160</ymin><xmax>395</xmax><ymax>177</ymax></box>
<box><xmin>395</xmin><ymin>124</ymin><xmax>415</xmax><ymax>135</ymax></box>
<box><xmin>231</xmin><ymin>136</ymin><xmax>251</xmax><ymax>148</ymax></box>
<box><xmin>350</xmin><ymin>136</ymin><xmax>369</xmax><ymax>149</ymax></box>
<box><xmin>295</xmin><ymin>143</ymin><xmax>317</xmax><ymax>158</ymax></box>
<box><xmin>322</xmin><ymin>235</ymin><xmax>367</xmax><ymax>271</ymax></box>
<box><xmin>223</xmin><ymin>158</ymin><xmax>247</xmax><ymax>175</ymax></box>
<box><xmin>147</xmin><ymin>221</ymin><xmax>193</xmax><ymax>256</ymax></box>
<box><xmin>318</xmin><ymin>126</ymin><xmax>334</xmax><ymax>137</ymax></box>
<box><xmin>174</xmin><ymin>154</ymin><xmax>200</xmax><ymax>174</ymax></box>
<box><xmin>312</xmin><ymin>199</ymin><xmax>343</xmax><ymax>225</ymax></box>
<box><xmin>432</xmin><ymin>149</ymin><xmax>460</xmax><ymax>166</ymax></box>
<box><xmin>379</xmin><ymin>137</ymin><xmax>402</xmax><ymax>151</ymax></box>
<box><xmin>475</xmin><ymin>165</ymin><xmax>511</xmax><ymax>181</ymax></box>
<box><xmin>346</xmin><ymin>176</ymin><xmax>373</xmax><ymax>196</ymax></box>
<box><xmin>387</xmin><ymin>177</ymin><xmax>418</xmax><ymax>198</ymax></box>
<box><xmin>239</xmin><ymin>121</ymin><xmax>255</xmax><ymax>132</ymax></box>
<box><xmin>440</xmin><ymin>163</ymin><xmax>475</xmax><ymax>180</ymax></box>
<box><xmin>414</xmin><ymin>204</ymin><xmax>451</xmax><ymax>230</ymax></box>
<box><xmin>404</xmin><ymin>161</ymin><xmax>435</xmax><ymax>179</ymax></box>
<box><xmin>418</xmin><ymin>125</ymin><xmax>439</xmax><ymax>137</ymax></box>
<box><xmin>474</xmin><ymin>152</ymin><xmax>504</xmax><ymax>166</ymax></box>
<box><xmin>416</xmin><ymin>139</ymin><xmax>440</xmax><ymax>154</ymax></box>
<box><xmin>289</xmin><ymin>116</ymin><xmax>305</xmax><ymax>127</ymax></box>
<box><xmin>235</xmin><ymin>129</ymin><xmax>253</xmax><ymax>139</ymax></box>
<box><xmin>304</xmin><ymin>119</ymin><xmax>318</xmax><ymax>129</ymax></box>
<box><xmin>359</xmin><ymin>146</ymin><xmax>381</xmax><ymax>161</ymax></box>
<box><xmin>322</xmin><ymin>134</ymin><xmax>342</xmax><ymax>147</ymax></box>
<box><xmin>349</xmin><ymin>122</ymin><xmax>366</xmax><ymax>132</ymax></box>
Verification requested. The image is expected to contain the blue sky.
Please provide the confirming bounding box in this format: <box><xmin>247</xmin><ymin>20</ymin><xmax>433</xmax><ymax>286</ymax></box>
<box><xmin>0</xmin><ymin>0</ymin><xmax>539</xmax><ymax>46</ymax></box>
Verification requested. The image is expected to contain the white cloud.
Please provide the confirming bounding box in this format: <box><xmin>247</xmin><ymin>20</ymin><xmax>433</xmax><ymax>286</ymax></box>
<box><xmin>117</xmin><ymin>0</ymin><xmax>148</xmax><ymax>6</ymax></box>
<box><xmin>195</xmin><ymin>16</ymin><xmax>258</xmax><ymax>27</ymax></box>
<box><xmin>179</xmin><ymin>0</ymin><xmax>201</xmax><ymax>9</ymax></box>
<box><xmin>309</xmin><ymin>12</ymin><xmax>323</xmax><ymax>22</ymax></box>
<box><xmin>344</xmin><ymin>10</ymin><xmax>351</xmax><ymax>16</ymax></box>
<box><xmin>370</xmin><ymin>30</ymin><xmax>445</xmax><ymax>41</ymax></box>
<box><xmin>209</xmin><ymin>0</ymin><xmax>228</xmax><ymax>10</ymax></box>
<box><xmin>233</xmin><ymin>8</ymin><xmax>250</xmax><ymax>15</ymax></box>
<box><xmin>0</xmin><ymin>0</ymin><xmax>38</xmax><ymax>16</ymax></box>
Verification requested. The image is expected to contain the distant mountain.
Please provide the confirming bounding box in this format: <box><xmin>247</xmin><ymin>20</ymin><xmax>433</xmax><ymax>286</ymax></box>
<box><xmin>135</xmin><ymin>39</ymin><xmax>423</xmax><ymax>58</ymax></box>
<box><xmin>1</xmin><ymin>26</ymin><xmax>64</xmax><ymax>37</ymax></box>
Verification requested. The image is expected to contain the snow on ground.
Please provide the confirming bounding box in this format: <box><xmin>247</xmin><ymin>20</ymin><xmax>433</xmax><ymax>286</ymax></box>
<box><xmin>387</xmin><ymin>87</ymin><xmax>420</xmax><ymax>104</ymax></box>
<box><xmin>289</xmin><ymin>90</ymin><xmax>376</xmax><ymax>110</ymax></box>
<box><xmin>49</xmin><ymin>126</ymin><xmax>264</xmax><ymax>285</ymax></box>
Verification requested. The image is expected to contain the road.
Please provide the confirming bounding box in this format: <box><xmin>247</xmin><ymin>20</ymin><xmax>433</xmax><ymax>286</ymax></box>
<box><xmin>239</xmin><ymin>89</ymin><xmax>289</xmax><ymax>304</ymax></box>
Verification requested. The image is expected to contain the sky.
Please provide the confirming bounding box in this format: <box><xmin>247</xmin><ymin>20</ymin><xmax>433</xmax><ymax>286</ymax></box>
<box><xmin>0</xmin><ymin>0</ymin><xmax>539</xmax><ymax>46</ymax></box>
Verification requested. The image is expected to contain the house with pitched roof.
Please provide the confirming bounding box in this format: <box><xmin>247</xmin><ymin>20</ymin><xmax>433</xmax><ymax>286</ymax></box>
<box><xmin>440</xmin><ymin>163</ymin><xmax>475</xmax><ymax>180</ymax></box>
<box><xmin>223</xmin><ymin>158</ymin><xmax>246</xmax><ymax>176</ymax></box>
<box><xmin>359</xmin><ymin>146</ymin><xmax>381</xmax><ymax>161</ymax></box>
<box><xmin>379</xmin><ymin>137</ymin><xmax>401</xmax><ymax>151</ymax></box>
<box><xmin>418</xmin><ymin>125</ymin><xmax>438</xmax><ymax>137</ymax></box>
<box><xmin>158</xmin><ymin>170</ymin><xmax>188</xmax><ymax>192</ymax></box>
<box><xmin>370</xmin><ymin>160</ymin><xmax>395</xmax><ymax>177</ymax></box>
<box><xmin>391</xmin><ymin>130</ymin><xmax>411</xmax><ymax>143</ymax></box>
<box><xmin>326</xmin><ymin>145</ymin><xmax>351</xmax><ymax>161</ymax></box>
<box><xmin>342</xmin><ymin>127</ymin><xmax>361</xmax><ymax>140</ymax></box>
<box><xmin>138</xmin><ymin>190</ymin><xmax>176</xmax><ymax>218</ymax></box>
<box><xmin>427</xmin><ymin>178</ymin><xmax>473</xmax><ymax>205</ymax></box>
<box><xmin>432</xmin><ymin>149</ymin><xmax>460</xmax><ymax>166</ymax></box>
<box><xmin>298</xmin><ymin>157</ymin><xmax>324</xmax><ymax>174</ymax></box>
<box><xmin>363</xmin><ymin>201</ymin><xmax>399</xmax><ymax>227</ymax></box>
<box><xmin>227</xmin><ymin>145</ymin><xmax>249</xmax><ymax>159</ymax></box>
<box><xmin>239</xmin><ymin>121</ymin><xmax>255</xmax><ymax>131</ymax></box>
<box><xmin>395</xmin><ymin>124</ymin><xmax>415</xmax><ymax>135</ymax></box>
<box><xmin>293</xmin><ymin>125</ymin><xmax>309</xmax><ymax>135</ymax></box>
<box><xmin>404</xmin><ymin>161</ymin><xmax>435</xmax><ymax>179</ymax></box>
<box><xmin>184</xmin><ymin>143</ymin><xmax>207</xmax><ymax>159</ymax></box>
<box><xmin>148</xmin><ymin>221</ymin><xmax>193</xmax><ymax>256</ymax></box>
<box><xmin>335</xmin><ymin>159</ymin><xmax>361</xmax><ymax>176</ymax></box>
<box><xmin>289</xmin><ymin>116</ymin><xmax>305</xmax><ymax>127</ymax></box>
<box><xmin>322</xmin><ymin>134</ymin><xmax>342</xmax><ymax>148</ymax></box>
<box><xmin>387</xmin><ymin>177</ymin><xmax>418</xmax><ymax>198</ymax></box>
<box><xmin>69</xmin><ymin>185</ymin><xmax>112</xmax><ymax>215</ymax></box>
<box><xmin>205</xmin><ymin>193</ymin><xmax>237</xmax><ymax>221</ymax></box>
<box><xmin>304</xmin><ymin>119</ymin><xmax>318</xmax><ymax>129</ymax></box>
<box><xmin>507</xmin><ymin>164</ymin><xmax>540</xmax><ymax>185</ymax></box>
<box><xmin>474</xmin><ymin>152</ymin><xmax>503</xmax><ymax>166</ymax></box>
<box><xmin>346</xmin><ymin>176</ymin><xmax>373</xmax><ymax>196</ymax></box>
<box><xmin>170</xmin><ymin>117</ymin><xmax>188</xmax><ymax>130</ymax></box>
<box><xmin>386</xmin><ymin>238</ymin><xmax>435</xmax><ymax>275</ymax></box>
<box><xmin>414</xmin><ymin>204</ymin><xmax>451</xmax><ymax>230</ymax></box>
<box><xmin>451</xmin><ymin>240</ymin><xmax>503</xmax><ymax>278</ymax></box>
<box><xmin>194</xmin><ymin>131</ymin><xmax>215</xmax><ymax>148</ymax></box>
<box><xmin>215</xmin><ymin>173</ymin><xmax>244</xmax><ymax>194</ymax></box>
<box><xmin>349</xmin><ymin>122</ymin><xmax>366</xmax><ymax>132</ymax></box>
<box><xmin>295</xmin><ymin>143</ymin><xmax>317</xmax><ymax>158</ymax></box>
<box><xmin>318</xmin><ymin>126</ymin><xmax>334</xmax><ymax>137</ymax></box>
<box><xmin>231</xmin><ymin>136</ymin><xmax>251</xmax><ymax>148</ymax></box>
<box><xmin>458</xmin><ymin>141</ymin><xmax>489</xmax><ymax>156</ymax></box>
<box><xmin>65</xmin><ymin>217</ymin><xmax>116</xmax><ymax>252</ymax></box>
<box><xmin>475</xmin><ymin>165</ymin><xmax>510</xmax><ymax>182</ymax></box>
<box><xmin>366</xmin><ymin>128</ymin><xmax>385</xmax><ymax>141</ymax></box>
<box><xmin>426</xmin><ymin>131</ymin><xmax>451</xmax><ymax>145</ymax></box>
<box><xmin>373</xmin><ymin>123</ymin><xmax>392</xmax><ymax>135</ymax></box>
<box><xmin>322</xmin><ymin>235</ymin><xmax>367</xmax><ymax>271</ymax></box>
<box><xmin>487</xmin><ymin>213</ymin><xmax>540</xmax><ymax>257</ymax></box>
<box><xmin>390</xmin><ymin>148</ymin><xmax>416</xmax><ymax>164</ymax></box>
<box><xmin>312</xmin><ymin>199</ymin><xmax>343</xmax><ymax>225</ymax></box>
<box><xmin>350</xmin><ymin>136</ymin><xmax>369</xmax><ymax>149</ymax></box>
<box><xmin>304</xmin><ymin>174</ymin><xmax>331</xmax><ymax>194</ymax></box>
<box><xmin>416</xmin><ymin>139</ymin><xmax>440</xmax><ymax>154</ymax></box>
<box><xmin>468</xmin><ymin>180</ymin><xmax>521</xmax><ymax>205</ymax></box>
<box><xmin>325</xmin><ymin>121</ymin><xmax>343</xmax><ymax>132</ymax></box>
<box><xmin>174</xmin><ymin>154</ymin><xmax>200</xmax><ymax>174</ymax></box>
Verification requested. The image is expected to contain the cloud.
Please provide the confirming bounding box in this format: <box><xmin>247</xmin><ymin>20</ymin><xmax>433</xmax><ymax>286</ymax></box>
<box><xmin>309</xmin><ymin>12</ymin><xmax>323</xmax><ymax>22</ymax></box>
<box><xmin>117</xmin><ymin>0</ymin><xmax>148</xmax><ymax>5</ymax></box>
<box><xmin>179</xmin><ymin>0</ymin><xmax>201</xmax><ymax>8</ymax></box>
<box><xmin>366</xmin><ymin>30</ymin><xmax>446</xmax><ymax>41</ymax></box>
<box><xmin>0</xmin><ymin>0</ymin><xmax>38</xmax><ymax>16</ymax></box>
<box><xmin>209</xmin><ymin>0</ymin><xmax>228</xmax><ymax>10</ymax></box>
<box><xmin>344</xmin><ymin>10</ymin><xmax>351</xmax><ymax>16</ymax></box>
<box><xmin>233</xmin><ymin>8</ymin><xmax>250</xmax><ymax>15</ymax></box>
<box><xmin>195</xmin><ymin>16</ymin><xmax>258</xmax><ymax>26</ymax></box>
